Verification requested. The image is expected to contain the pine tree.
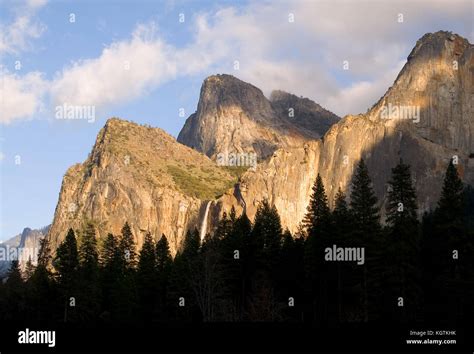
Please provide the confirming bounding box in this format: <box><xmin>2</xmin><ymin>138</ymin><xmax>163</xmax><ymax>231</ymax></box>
<box><xmin>113</xmin><ymin>223</ymin><xmax>139</xmax><ymax>323</ymax></box>
<box><xmin>424</xmin><ymin>158</ymin><xmax>468</xmax><ymax>323</ymax></box>
<box><xmin>182</xmin><ymin>228</ymin><xmax>200</xmax><ymax>260</ymax></box>
<box><xmin>437</xmin><ymin>159</ymin><xmax>464</xmax><ymax>222</ymax></box>
<box><xmin>138</xmin><ymin>232</ymin><xmax>156</xmax><ymax>277</ymax></box>
<box><xmin>155</xmin><ymin>234</ymin><xmax>172</xmax><ymax>320</ymax></box>
<box><xmin>280</xmin><ymin>231</ymin><xmax>295</xmax><ymax>293</ymax></box>
<box><xmin>137</xmin><ymin>232</ymin><xmax>157</xmax><ymax>322</ymax></box>
<box><xmin>333</xmin><ymin>188</ymin><xmax>351</xmax><ymax>236</ymax></box>
<box><xmin>77</xmin><ymin>222</ymin><xmax>100</xmax><ymax>321</ymax></box>
<box><xmin>384</xmin><ymin>160</ymin><xmax>420</xmax><ymax>322</ymax></box>
<box><xmin>303</xmin><ymin>174</ymin><xmax>332</xmax><ymax>323</ymax></box>
<box><xmin>36</xmin><ymin>236</ymin><xmax>52</xmax><ymax>269</ymax></box>
<box><xmin>252</xmin><ymin>199</ymin><xmax>282</xmax><ymax>272</ymax></box>
<box><xmin>101</xmin><ymin>233</ymin><xmax>120</xmax><ymax>269</ymax></box>
<box><xmin>236</xmin><ymin>212</ymin><xmax>252</xmax><ymax>240</ymax></box>
<box><xmin>6</xmin><ymin>260</ymin><xmax>23</xmax><ymax>287</ymax></box>
<box><xmin>194</xmin><ymin>226</ymin><xmax>224</xmax><ymax>322</ymax></box>
<box><xmin>23</xmin><ymin>257</ymin><xmax>35</xmax><ymax>281</ymax></box>
<box><xmin>303</xmin><ymin>174</ymin><xmax>331</xmax><ymax>238</ymax></box>
<box><xmin>120</xmin><ymin>222</ymin><xmax>137</xmax><ymax>269</ymax></box>
<box><xmin>279</xmin><ymin>230</ymin><xmax>305</xmax><ymax>321</ymax></box>
<box><xmin>99</xmin><ymin>233</ymin><xmax>122</xmax><ymax>321</ymax></box>
<box><xmin>214</xmin><ymin>212</ymin><xmax>233</xmax><ymax>241</ymax></box>
<box><xmin>156</xmin><ymin>234</ymin><xmax>172</xmax><ymax>273</ymax></box>
<box><xmin>349</xmin><ymin>159</ymin><xmax>381</xmax><ymax>322</ymax></box>
<box><xmin>219</xmin><ymin>210</ymin><xmax>249</xmax><ymax>320</ymax></box>
<box><xmin>248</xmin><ymin>200</ymin><xmax>283</xmax><ymax>320</ymax></box>
<box><xmin>54</xmin><ymin>228</ymin><xmax>80</xmax><ymax>322</ymax></box>
<box><xmin>266</xmin><ymin>204</ymin><xmax>283</xmax><ymax>270</ymax></box>
<box><xmin>54</xmin><ymin>228</ymin><xmax>79</xmax><ymax>290</ymax></box>
<box><xmin>332</xmin><ymin>188</ymin><xmax>353</xmax><ymax>323</ymax></box>
<box><xmin>28</xmin><ymin>237</ymin><xmax>56</xmax><ymax>323</ymax></box>
<box><xmin>461</xmin><ymin>186</ymin><xmax>474</xmax><ymax>320</ymax></box>
<box><xmin>386</xmin><ymin>159</ymin><xmax>418</xmax><ymax>228</ymax></box>
<box><xmin>4</xmin><ymin>260</ymin><xmax>24</xmax><ymax>321</ymax></box>
<box><xmin>79</xmin><ymin>223</ymin><xmax>99</xmax><ymax>274</ymax></box>
<box><xmin>236</xmin><ymin>212</ymin><xmax>253</xmax><ymax>319</ymax></box>
<box><xmin>431</xmin><ymin>159</ymin><xmax>465</xmax><ymax>279</ymax></box>
<box><xmin>168</xmin><ymin>228</ymin><xmax>201</xmax><ymax>322</ymax></box>
<box><xmin>350</xmin><ymin>159</ymin><xmax>380</xmax><ymax>234</ymax></box>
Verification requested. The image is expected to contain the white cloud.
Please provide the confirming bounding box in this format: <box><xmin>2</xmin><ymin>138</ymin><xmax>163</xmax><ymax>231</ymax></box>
<box><xmin>0</xmin><ymin>71</ymin><xmax>48</xmax><ymax>124</ymax></box>
<box><xmin>26</xmin><ymin>0</ymin><xmax>48</xmax><ymax>9</ymax></box>
<box><xmin>182</xmin><ymin>0</ymin><xmax>472</xmax><ymax>116</ymax></box>
<box><xmin>0</xmin><ymin>0</ymin><xmax>47</xmax><ymax>56</ymax></box>
<box><xmin>51</xmin><ymin>24</ymin><xmax>179</xmax><ymax>107</ymax></box>
<box><xmin>0</xmin><ymin>1</ymin><xmax>48</xmax><ymax>123</ymax></box>
<box><xmin>1</xmin><ymin>0</ymin><xmax>472</xmax><ymax>123</ymax></box>
<box><xmin>325</xmin><ymin>60</ymin><xmax>407</xmax><ymax>115</ymax></box>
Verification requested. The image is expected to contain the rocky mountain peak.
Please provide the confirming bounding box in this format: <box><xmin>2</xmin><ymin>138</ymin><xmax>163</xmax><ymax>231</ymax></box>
<box><xmin>178</xmin><ymin>74</ymin><xmax>339</xmax><ymax>159</ymax></box>
<box><xmin>18</xmin><ymin>226</ymin><xmax>47</xmax><ymax>250</ymax></box>
<box><xmin>198</xmin><ymin>74</ymin><xmax>272</xmax><ymax>118</ymax></box>
<box><xmin>0</xmin><ymin>225</ymin><xmax>50</xmax><ymax>276</ymax></box>
<box><xmin>21</xmin><ymin>227</ymin><xmax>32</xmax><ymax>236</ymax></box>
<box><xmin>368</xmin><ymin>31</ymin><xmax>473</xmax><ymax>154</ymax></box>
<box><xmin>47</xmin><ymin>118</ymin><xmax>237</xmax><ymax>255</ymax></box>
<box><xmin>408</xmin><ymin>31</ymin><xmax>470</xmax><ymax>60</ymax></box>
<box><xmin>270</xmin><ymin>90</ymin><xmax>340</xmax><ymax>137</ymax></box>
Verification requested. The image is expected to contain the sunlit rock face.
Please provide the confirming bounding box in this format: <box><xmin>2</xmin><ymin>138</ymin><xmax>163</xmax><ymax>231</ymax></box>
<box><xmin>216</xmin><ymin>31</ymin><xmax>474</xmax><ymax>234</ymax></box>
<box><xmin>47</xmin><ymin>118</ymin><xmax>237</xmax><ymax>256</ymax></box>
<box><xmin>177</xmin><ymin>74</ymin><xmax>339</xmax><ymax>160</ymax></box>
<box><xmin>368</xmin><ymin>31</ymin><xmax>473</xmax><ymax>154</ymax></box>
<box><xmin>47</xmin><ymin>31</ymin><xmax>473</xmax><ymax>257</ymax></box>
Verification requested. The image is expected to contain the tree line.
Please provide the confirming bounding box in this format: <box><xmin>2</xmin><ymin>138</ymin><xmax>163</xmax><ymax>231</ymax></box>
<box><xmin>0</xmin><ymin>158</ymin><xmax>473</xmax><ymax>325</ymax></box>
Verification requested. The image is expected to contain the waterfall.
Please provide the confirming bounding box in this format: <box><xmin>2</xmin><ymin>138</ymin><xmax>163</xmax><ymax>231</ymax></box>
<box><xmin>199</xmin><ymin>201</ymin><xmax>212</xmax><ymax>241</ymax></box>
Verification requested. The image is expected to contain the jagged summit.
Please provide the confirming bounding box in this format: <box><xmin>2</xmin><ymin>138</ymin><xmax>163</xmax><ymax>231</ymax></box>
<box><xmin>408</xmin><ymin>31</ymin><xmax>471</xmax><ymax>60</ymax></box>
<box><xmin>270</xmin><ymin>90</ymin><xmax>339</xmax><ymax>137</ymax></box>
<box><xmin>367</xmin><ymin>31</ymin><xmax>473</xmax><ymax>153</ymax></box>
<box><xmin>197</xmin><ymin>74</ymin><xmax>275</xmax><ymax>123</ymax></box>
<box><xmin>178</xmin><ymin>74</ymin><xmax>340</xmax><ymax>159</ymax></box>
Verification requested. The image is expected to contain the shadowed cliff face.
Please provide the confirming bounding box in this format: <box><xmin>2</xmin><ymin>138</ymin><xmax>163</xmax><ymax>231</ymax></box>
<box><xmin>47</xmin><ymin>31</ymin><xmax>472</xmax><ymax>256</ymax></box>
<box><xmin>177</xmin><ymin>74</ymin><xmax>340</xmax><ymax>160</ymax></box>
<box><xmin>270</xmin><ymin>90</ymin><xmax>340</xmax><ymax>137</ymax></box>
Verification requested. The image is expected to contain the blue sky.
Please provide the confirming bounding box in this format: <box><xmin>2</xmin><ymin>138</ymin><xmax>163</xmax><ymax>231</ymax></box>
<box><xmin>0</xmin><ymin>0</ymin><xmax>472</xmax><ymax>241</ymax></box>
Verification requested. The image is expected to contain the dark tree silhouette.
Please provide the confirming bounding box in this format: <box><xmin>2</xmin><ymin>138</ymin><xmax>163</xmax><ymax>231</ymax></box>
<box><xmin>384</xmin><ymin>160</ymin><xmax>421</xmax><ymax>322</ymax></box>
<box><xmin>54</xmin><ymin>228</ymin><xmax>79</xmax><ymax>322</ymax></box>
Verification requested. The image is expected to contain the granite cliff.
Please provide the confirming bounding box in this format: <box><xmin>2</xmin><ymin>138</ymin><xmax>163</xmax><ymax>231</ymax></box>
<box><xmin>216</xmin><ymin>31</ymin><xmax>474</xmax><ymax>233</ymax></box>
<box><xmin>0</xmin><ymin>226</ymin><xmax>49</xmax><ymax>276</ymax></box>
<box><xmin>47</xmin><ymin>119</ymin><xmax>237</xmax><ymax>255</ymax></box>
<box><xmin>46</xmin><ymin>31</ymin><xmax>473</xmax><ymax>254</ymax></box>
<box><xmin>177</xmin><ymin>74</ymin><xmax>339</xmax><ymax>160</ymax></box>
